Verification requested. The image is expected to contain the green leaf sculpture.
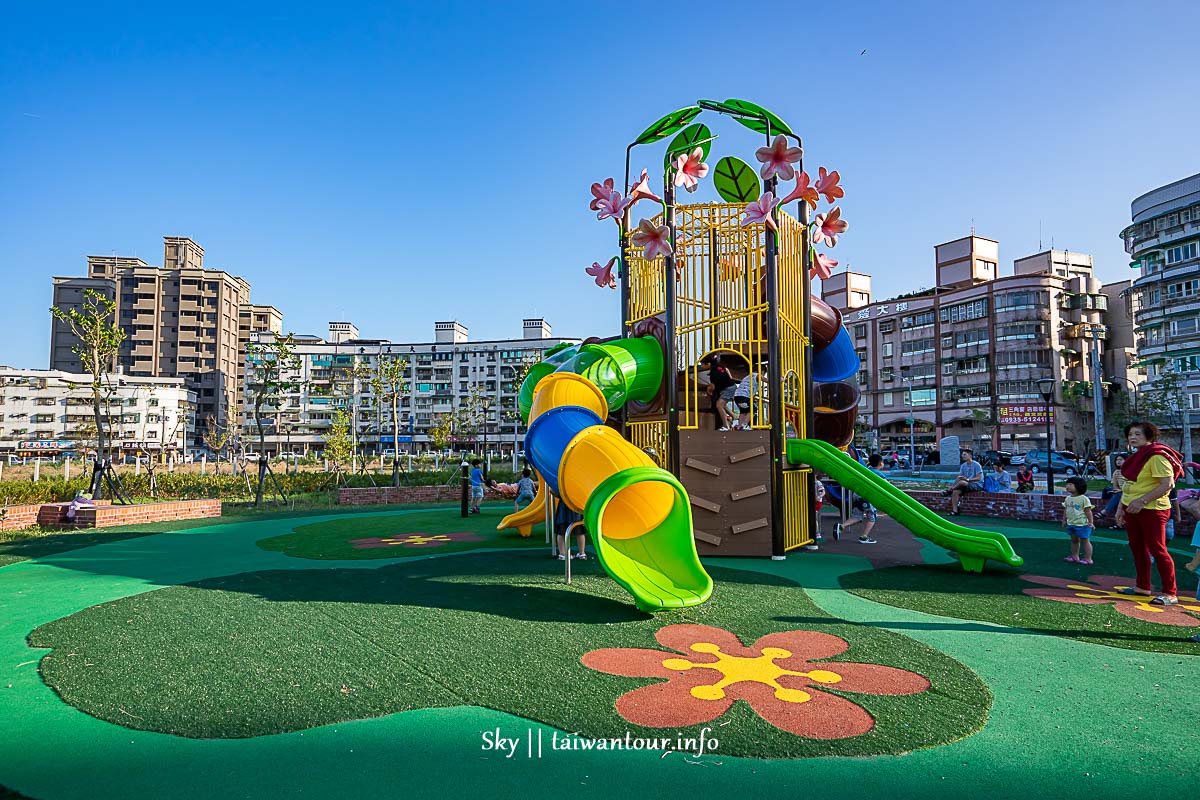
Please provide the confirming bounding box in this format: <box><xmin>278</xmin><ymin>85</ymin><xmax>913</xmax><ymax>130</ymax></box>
<box><xmin>633</xmin><ymin>106</ymin><xmax>703</xmax><ymax>145</ymax></box>
<box><xmin>713</xmin><ymin>156</ymin><xmax>761</xmax><ymax>204</ymax></box>
<box><xmin>663</xmin><ymin>123</ymin><xmax>713</xmax><ymax>169</ymax></box>
<box><xmin>722</xmin><ymin>98</ymin><xmax>793</xmax><ymax>137</ymax></box>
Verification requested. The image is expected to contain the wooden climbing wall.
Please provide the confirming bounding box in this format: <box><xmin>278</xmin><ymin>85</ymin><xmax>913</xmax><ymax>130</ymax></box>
<box><xmin>680</xmin><ymin>429</ymin><xmax>774</xmax><ymax>557</ymax></box>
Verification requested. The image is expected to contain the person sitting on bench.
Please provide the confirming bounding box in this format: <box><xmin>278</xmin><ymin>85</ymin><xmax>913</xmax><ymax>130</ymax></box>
<box><xmin>942</xmin><ymin>451</ymin><xmax>984</xmax><ymax>516</ymax></box>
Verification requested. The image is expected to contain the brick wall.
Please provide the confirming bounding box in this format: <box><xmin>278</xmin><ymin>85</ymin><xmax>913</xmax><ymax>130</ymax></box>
<box><xmin>73</xmin><ymin>499</ymin><xmax>222</xmax><ymax>529</ymax></box>
<box><xmin>338</xmin><ymin>486</ymin><xmax>463</xmax><ymax>505</ymax></box>
<box><xmin>36</xmin><ymin>499</ymin><xmax>113</xmax><ymax>527</ymax></box>
<box><xmin>905</xmin><ymin>490</ymin><xmax>1196</xmax><ymax>538</ymax></box>
<box><xmin>0</xmin><ymin>504</ymin><xmax>41</xmax><ymax>532</ymax></box>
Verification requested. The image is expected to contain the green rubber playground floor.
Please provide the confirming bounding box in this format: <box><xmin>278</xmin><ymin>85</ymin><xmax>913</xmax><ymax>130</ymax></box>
<box><xmin>1</xmin><ymin>502</ymin><xmax>1196</xmax><ymax>799</ymax></box>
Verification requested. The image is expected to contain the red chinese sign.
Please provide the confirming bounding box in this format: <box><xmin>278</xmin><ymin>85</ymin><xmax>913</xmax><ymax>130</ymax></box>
<box><xmin>997</xmin><ymin>405</ymin><xmax>1054</xmax><ymax>426</ymax></box>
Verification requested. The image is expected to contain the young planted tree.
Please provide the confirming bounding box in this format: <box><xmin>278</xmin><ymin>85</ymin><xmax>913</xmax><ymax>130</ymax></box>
<box><xmin>323</xmin><ymin>408</ymin><xmax>354</xmax><ymax>486</ymax></box>
<box><xmin>373</xmin><ymin>355</ymin><xmax>410</xmax><ymax>486</ymax></box>
<box><xmin>427</xmin><ymin>412</ymin><xmax>455</xmax><ymax>453</ymax></box>
<box><xmin>49</xmin><ymin>289</ymin><xmax>124</xmax><ymax>498</ymax></box>
<box><xmin>245</xmin><ymin>333</ymin><xmax>301</xmax><ymax>506</ymax></box>
<box><xmin>202</xmin><ymin>415</ymin><xmax>232</xmax><ymax>475</ymax></box>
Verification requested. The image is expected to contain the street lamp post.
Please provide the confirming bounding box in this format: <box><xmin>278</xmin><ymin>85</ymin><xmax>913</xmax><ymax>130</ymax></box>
<box><xmin>902</xmin><ymin>376</ymin><xmax>916</xmax><ymax>473</ymax></box>
<box><xmin>1038</xmin><ymin>377</ymin><xmax>1056</xmax><ymax>495</ymax></box>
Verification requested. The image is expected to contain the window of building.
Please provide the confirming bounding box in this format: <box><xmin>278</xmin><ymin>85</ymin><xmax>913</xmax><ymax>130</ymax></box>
<box><xmin>939</xmin><ymin>298</ymin><xmax>988</xmax><ymax>323</ymax></box>
<box><xmin>1165</xmin><ymin>279</ymin><xmax>1200</xmax><ymax>299</ymax></box>
<box><xmin>854</xmin><ymin>324</ymin><xmax>867</xmax><ymax>339</ymax></box>
<box><xmin>882</xmin><ymin>342</ymin><xmax>893</xmax><ymax>358</ymax></box>
<box><xmin>1166</xmin><ymin>242</ymin><xmax>1198</xmax><ymax>264</ymax></box>
<box><xmin>995</xmin><ymin>290</ymin><xmax>1048</xmax><ymax>310</ymax></box>
<box><xmin>997</xmin><ymin>322</ymin><xmax>1046</xmax><ymax>340</ymax></box>
<box><xmin>1170</xmin><ymin>317</ymin><xmax>1198</xmax><ymax>336</ymax></box>
<box><xmin>857</xmin><ymin>370</ymin><xmax>868</xmax><ymax>386</ymax></box>
<box><xmin>910</xmin><ymin>389</ymin><xmax>936</xmax><ymax>406</ymax></box>
<box><xmin>882</xmin><ymin>392</ymin><xmax>894</xmax><ymax>406</ymax></box>
<box><xmin>954</xmin><ymin>329</ymin><xmax>990</xmax><ymax>347</ymax></box>
<box><xmin>996</xmin><ymin>349</ymin><xmax>1051</xmax><ymax>368</ymax></box>
<box><xmin>880</xmin><ymin>367</ymin><xmax>895</xmax><ymax>382</ymax></box>
<box><xmin>856</xmin><ymin>348</ymin><xmax>868</xmax><ymax>364</ymax></box>
<box><xmin>901</xmin><ymin>311</ymin><xmax>935</xmax><ymax>329</ymax></box>
<box><xmin>901</xmin><ymin>338</ymin><xmax>934</xmax><ymax>355</ymax></box>
<box><xmin>851</xmin><ymin>291</ymin><xmax>870</xmax><ymax>305</ymax></box>
<box><xmin>879</xmin><ymin>320</ymin><xmax>895</xmax><ymax>334</ymax></box>
<box><xmin>956</xmin><ymin>356</ymin><xmax>989</xmax><ymax>374</ymax></box>
<box><xmin>901</xmin><ymin>365</ymin><xmax>937</xmax><ymax>381</ymax></box>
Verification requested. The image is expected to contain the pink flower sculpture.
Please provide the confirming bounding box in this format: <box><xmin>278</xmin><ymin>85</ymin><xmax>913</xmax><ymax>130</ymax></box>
<box><xmin>812</xmin><ymin>207</ymin><xmax>848</xmax><ymax>246</ymax></box>
<box><xmin>755</xmin><ymin>134</ymin><xmax>803</xmax><ymax>181</ymax></box>
<box><xmin>811</xmin><ymin>251</ymin><xmax>838</xmax><ymax>280</ymax></box>
<box><xmin>590</xmin><ymin>178</ymin><xmax>628</xmax><ymax>223</ymax></box>
<box><xmin>631</xmin><ymin>219</ymin><xmax>673</xmax><ymax>261</ymax></box>
<box><xmin>673</xmin><ymin>147</ymin><xmax>709</xmax><ymax>193</ymax></box>
<box><xmin>627</xmin><ymin>169</ymin><xmax>663</xmax><ymax>209</ymax></box>
<box><xmin>1021</xmin><ymin>573</ymin><xmax>1200</xmax><ymax>626</ymax></box>
<box><xmin>815</xmin><ymin>167</ymin><xmax>844</xmax><ymax>203</ymax></box>
<box><xmin>741</xmin><ymin>192</ymin><xmax>779</xmax><ymax>232</ymax></box>
<box><xmin>585</xmin><ymin>257</ymin><xmax>618</xmax><ymax>289</ymax></box>
<box><xmin>581</xmin><ymin>624</ymin><xmax>930</xmax><ymax>739</ymax></box>
<box><xmin>780</xmin><ymin>171</ymin><xmax>819</xmax><ymax>209</ymax></box>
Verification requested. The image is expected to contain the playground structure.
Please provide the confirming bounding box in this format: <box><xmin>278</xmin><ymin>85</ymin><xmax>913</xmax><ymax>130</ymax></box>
<box><xmin>498</xmin><ymin>99</ymin><xmax>1021</xmax><ymax>610</ymax></box>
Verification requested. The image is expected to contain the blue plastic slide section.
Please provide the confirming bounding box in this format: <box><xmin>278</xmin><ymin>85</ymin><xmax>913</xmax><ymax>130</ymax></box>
<box><xmin>523</xmin><ymin>405</ymin><xmax>602</xmax><ymax>496</ymax></box>
<box><xmin>812</xmin><ymin>327</ymin><xmax>859</xmax><ymax>383</ymax></box>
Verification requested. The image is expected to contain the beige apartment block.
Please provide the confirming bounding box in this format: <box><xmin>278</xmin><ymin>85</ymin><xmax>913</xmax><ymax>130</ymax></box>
<box><xmin>50</xmin><ymin>237</ymin><xmax>280</xmax><ymax>448</ymax></box>
<box><xmin>821</xmin><ymin>235</ymin><xmax>1138</xmax><ymax>457</ymax></box>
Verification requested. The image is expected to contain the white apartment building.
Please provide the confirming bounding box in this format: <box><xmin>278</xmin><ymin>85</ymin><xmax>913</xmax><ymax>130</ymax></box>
<box><xmin>0</xmin><ymin>367</ymin><xmax>196</xmax><ymax>458</ymax></box>
<box><xmin>240</xmin><ymin>319</ymin><xmax>579</xmax><ymax>456</ymax></box>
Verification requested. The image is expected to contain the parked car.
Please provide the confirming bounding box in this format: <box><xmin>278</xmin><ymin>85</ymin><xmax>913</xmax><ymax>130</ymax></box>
<box><xmin>1008</xmin><ymin>452</ymin><xmax>1026</xmax><ymax>466</ymax></box>
<box><xmin>979</xmin><ymin>450</ymin><xmax>1014</xmax><ymax>467</ymax></box>
<box><xmin>880</xmin><ymin>451</ymin><xmax>911</xmax><ymax>469</ymax></box>
<box><xmin>1022</xmin><ymin>449</ymin><xmax>1084</xmax><ymax>476</ymax></box>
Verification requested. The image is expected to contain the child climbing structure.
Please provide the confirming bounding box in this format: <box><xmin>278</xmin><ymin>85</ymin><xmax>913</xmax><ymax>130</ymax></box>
<box><xmin>499</xmin><ymin>98</ymin><xmax>1019</xmax><ymax>610</ymax></box>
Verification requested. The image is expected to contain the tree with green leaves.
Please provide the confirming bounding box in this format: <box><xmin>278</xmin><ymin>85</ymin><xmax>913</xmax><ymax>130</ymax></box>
<box><xmin>49</xmin><ymin>289</ymin><xmax>124</xmax><ymax>498</ymax></box>
<box><xmin>245</xmin><ymin>333</ymin><xmax>301</xmax><ymax>505</ymax></box>
<box><xmin>427</xmin><ymin>412</ymin><xmax>455</xmax><ymax>453</ymax></box>
<box><xmin>371</xmin><ymin>354</ymin><xmax>409</xmax><ymax>486</ymax></box>
<box><xmin>202</xmin><ymin>414</ymin><xmax>231</xmax><ymax>475</ymax></box>
<box><xmin>323</xmin><ymin>408</ymin><xmax>354</xmax><ymax>486</ymax></box>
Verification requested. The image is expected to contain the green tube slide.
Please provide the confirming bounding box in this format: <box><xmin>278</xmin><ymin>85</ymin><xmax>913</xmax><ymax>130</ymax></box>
<box><xmin>518</xmin><ymin>336</ymin><xmax>664</xmax><ymax>422</ymax></box>
<box><xmin>584</xmin><ymin>467</ymin><xmax>713</xmax><ymax>613</ymax></box>
<box><xmin>786</xmin><ymin>438</ymin><xmax>1023</xmax><ymax>572</ymax></box>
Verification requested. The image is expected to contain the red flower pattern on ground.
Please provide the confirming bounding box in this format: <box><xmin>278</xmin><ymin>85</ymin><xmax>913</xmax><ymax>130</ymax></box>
<box><xmin>350</xmin><ymin>532</ymin><xmax>484</xmax><ymax>549</ymax></box>
<box><xmin>1021</xmin><ymin>574</ymin><xmax>1200</xmax><ymax>626</ymax></box>
<box><xmin>581</xmin><ymin>624</ymin><xmax>930</xmax><ymax>739</ymax></box>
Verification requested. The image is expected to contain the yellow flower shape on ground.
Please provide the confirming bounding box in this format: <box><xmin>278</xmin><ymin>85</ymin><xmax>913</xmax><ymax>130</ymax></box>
<box><xmin>1022</xmin><ymin>573</ymin><xmax>1200</xmax><ymax>626</ymax></box>
<box><xmin>661</xmin><ymin>642</ymin><xmax>842</xmax><ymax>703</ymax></box>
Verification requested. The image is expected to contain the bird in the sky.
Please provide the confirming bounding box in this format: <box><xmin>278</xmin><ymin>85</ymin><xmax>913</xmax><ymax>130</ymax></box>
<box><xmin>860</xmin><ymin>49</ymin><xmax>868</xmax><ymax>55</ymax></box>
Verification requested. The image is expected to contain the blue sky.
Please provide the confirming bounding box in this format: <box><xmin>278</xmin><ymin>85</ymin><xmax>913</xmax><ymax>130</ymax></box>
<box><xmin>2</xmin><ymin>0</ymin><xmax>1198</xmax><ymax>366</ymax></box>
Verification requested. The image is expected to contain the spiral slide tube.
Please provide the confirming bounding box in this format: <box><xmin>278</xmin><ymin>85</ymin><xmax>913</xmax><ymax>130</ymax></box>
<box><xmin>499</xmin><ymin>337</ymin><xmax>712</xmax><ymax>612</ymax></box>
<box><xmin>787</xmin><ymin>438</ymin><xmax>1023</xmax><ymax>572</ymax></box>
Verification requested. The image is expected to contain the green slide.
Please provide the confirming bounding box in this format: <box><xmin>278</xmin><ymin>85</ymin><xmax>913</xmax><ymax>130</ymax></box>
<box><xmin>786</xmin><ymin>438</ymin><xmax>1023</xmax><ymax>572</ymax></box>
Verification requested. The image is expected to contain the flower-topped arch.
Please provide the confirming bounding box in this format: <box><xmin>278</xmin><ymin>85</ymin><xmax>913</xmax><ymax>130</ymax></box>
<box><xmin>583</xmin><ymin>98</ymin><xmax>849</xmax><ymax>287</ymax></box>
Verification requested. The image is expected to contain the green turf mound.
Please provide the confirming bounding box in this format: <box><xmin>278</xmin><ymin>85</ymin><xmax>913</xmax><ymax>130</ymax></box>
<box><xmin>841</xmin><ymin>538</ymin><xmax>1200</xmax><ymax>655</ymax></box>
<box><xmin>29</xmin><ymin>553</ymin><xmax>989</xmax><ymax>758</ymax></box>
<box><xmin>258</xmin><ymin>508</ymin><xmax>544</xmax><ymax>559</ymax></box>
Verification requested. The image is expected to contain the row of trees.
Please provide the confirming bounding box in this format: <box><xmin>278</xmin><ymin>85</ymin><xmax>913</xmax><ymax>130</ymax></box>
<box><xmin>48</xmin><ymin>289</ymin><xmax>541</xmax><ymax>506</ymax></box>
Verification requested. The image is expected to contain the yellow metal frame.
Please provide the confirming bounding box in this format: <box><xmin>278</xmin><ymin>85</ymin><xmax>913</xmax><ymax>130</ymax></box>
<box><xmin>626</xmin><ymin>202</ymin><xmax>814</xmax><ymax>550</ymax></box>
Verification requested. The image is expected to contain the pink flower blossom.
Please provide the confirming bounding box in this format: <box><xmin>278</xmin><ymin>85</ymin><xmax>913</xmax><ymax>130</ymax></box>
<box><xmin>672</xmin><ymin>148</ymin><xmax>709</xmax><ymax>193</ymax></box>
<box><xmin>815</xmin><ymin>167</ymin><xmax>844</xmax><ymax>203</ymax></box>
<box><xmin>812</xmin><ymin>206</ymin><xmax>848</xmax><ymax>246</ymax></box>
<box><xmin>631</xmin><ymin>219</ymin><xmax>673</xmax><ymax>261</ymax></box>
<box><xmin>779</xmin><ymin>171</ymin><xmax>819</xmax><ymax>209</ymax></box>
<box><xmin>811</xmin><ymin>250</ymin><xmax>838</xmax><ymax>280</ymax></box>
<box><xmin>627</xmin><ymin>169</ymin><xmax>662</xmax><ymax>209</ymax></box>
<box><xmin>740</xmin><ymin>192</ymin><xmax>779</xmax><ymax>232</ymax></box>
<box><xmin>585</xmin><ymin>257</ymin><xmax>618</xmax><ymax>289</ymax></box>
<box><xmin>754</xmin><ymin>134</ymin><xmax>803</xmax><ymax>181</ymax></box>
<box><xmin>589</xmin><ymin>178</ymin><xmax>627</xmax><ymax>223</ymax></box>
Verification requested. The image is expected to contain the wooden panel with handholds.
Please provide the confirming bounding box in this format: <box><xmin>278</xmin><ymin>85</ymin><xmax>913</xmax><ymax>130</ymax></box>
<box><xmin>689</xmin><ymin>494</ymin><xmax>722</xmax><ymax>514</ymax></box>
<box><xmin>693</xmin><ymin>529</ymin><xmax>723</xmax><ymax>546</ymax></box>
<box><xmin>684</xmin><ymin>457</ymin><xmax>723</xmax><ymax>477</ymax></box>
<box><xmin>730</xmin><ymin>484</ymin><xmax>768</xmax><ymax>502</ymax></box>
<box><xmin>731</xmin><ymin>518</ymin><xmax>769</xmax><ymax>535</ymax></box>
<box><xmin>729</xmin><ymin>445</ymin><xmax>767</xmax><ymax>463</ymax></box>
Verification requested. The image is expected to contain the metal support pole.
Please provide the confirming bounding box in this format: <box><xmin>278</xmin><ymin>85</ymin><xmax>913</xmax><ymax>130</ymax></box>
<box><xmin>663</xmin><ymin>181</ymin><xmax>680</xmax><ymax>476</ymax></box>
<box><xmin>1090</xmin><ymin>326</ymin><xmax>1106</xmax><ymax>452</ymax></box>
